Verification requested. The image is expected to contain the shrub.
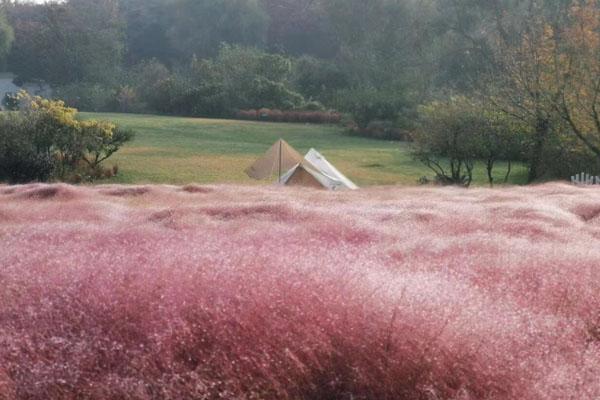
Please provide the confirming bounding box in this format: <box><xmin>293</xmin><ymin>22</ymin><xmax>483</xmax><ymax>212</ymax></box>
<box><xmin>292</xmin><ymin>56</ymin><xmax>349</xmax><ymax>103</ymax></box>
<box><xmin>300</xmin><ymin>100</ymin><xmax>326</xmax><ymax>112</ymax></box>
<box><xmin>188</xmin><ymin>84</ymin><xmax>230</xmax><ymax>117</ymax></box>
<box><xmin>235</xmin><ymin>109</ymin><xmax>342</xmax><ymax>124</ymax></box>
<box><xmin>49</xmin><ymin>47</ymin><xmax>314</xmax><ymax>119</ymax></box>
<box><xmin>363</xmin><ymin>120</ymin><xmax>410</xmax><ymax>141</ymax></box>
<box><xmin>283</xmin><ymin>110</ymin><xmax>300</xmax><ymax>122</ymax></box>
<box><xmin>144</xmin><ymin>76</ymin><xmax>190</xmax><ymax>115</ymax></box>
<box><xmin>0</xmin><ymin>92</ymin><xmax>133</xmax><ymax>183</ymax></box>
<box><xmin>2</xmin><ymin>92</ymin><xmax>19</xmax><ymax>111</ymax></box>
<box><xmin>0</xmin><ymin>107</ymin><xmax>61</xmax><ymax>183</ymax></box>
<box><xmin>129</xmin><ymin>59</ymin><xmax>171</xmax><ymax>102</ymax></box>
<box><xmin>185</xmin><ymin>46</ymin><xmax>306</xmax><ymax>116</ymax></box>
<box><xmin>268</xmin><ymin>108</ymin><xmax>284</xmax><ymax>122</ymax></box>
<box><xmin>235</xmin><ymin>109</ymin><xmax>258</xmax><ymax>120</ymax></box>
<box><xmin>414</xmin><ymin>97</ymin><xmax>527</xmax><ymax>186</ymax></box>
<box><xmin>248</xmin><ymin>77</ymin><xmax>304</xmax><ymax>110</ymax></box>
<box><xmin>78</xmin><ymin>121</ymin><xmax>134</xmax><ymax>172</ymax></box>
<box><xmin>0</xmin><ymin>143</ymin><xmax>54</xmax><ymax>183</ymax></box>
<box><xmin>115</xmin><ymin>85</ymin><xmax>144</xmax><ymax>113</ymax></box>
<box><xmin>335</xmin><ymin>86</ymin><xmax>408</xmax><ymax>129</ymax></box>
<box><xmin>328</xmin><ymin>112</ymin><xmax>343</xmax><ymax>124</ymax></box>
<box><xmin>530</xmin><ymin>123</ymin><xmax>600</xmax><ymax>181</ymax></box>
<box><xmin>53</xmin><ymin>83</ymin><xmax>116</xmax><ymax>112</ymax></box>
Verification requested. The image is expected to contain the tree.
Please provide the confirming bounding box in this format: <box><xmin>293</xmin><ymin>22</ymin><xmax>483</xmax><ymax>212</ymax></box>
<box><xmin>189</xmin><ymin>45</ymin><xmax>304</xmax><ymax>113</ymax></box>
<box><xmin>6</xmin><ymin>2</ymin><xmax>46</xmax><ymax>82</ymax></box>
<box><xmin>0</xmin><ymin>6</ymin><xmax>14</xmax><ymax>70</ymax></box>
<box><xmin>335</xmin><ymin>86</ymin><xmax>408</xmax><ymax>130</ymax></box>
<box><xmin>7</xmin><ymin>0</ymin><xmax>124</xmax><ymax>85</ymax></box>
<box><xmin>413</xmin><ymin>97</ymin><xmax>486</xmax><ymax>187</ymax></box>
<box><xmin>78</xmin><ymin>120</ymin><xmax>134</xmax><ymax>171</ymax></box>
<box><xmin>478</xmin><ymin>0</ymin><xmax>600</xmax><ymax>180</ymax></box>
<box><xmin>167</xmin><ymin>0</ymin><xmax>268</xmax><ymax>60</ymax></box>
<box><xmin>424</xmin><ymin>0</ymin><xmax>498</xmax><ymax>91</ymax></box>
<box><xmin>318</xmin><ymin>0</ymin><xmax>442</xmax><ymax>132</ymax></box>
<box><xmin>476</xmin><ymin>108</ymin><xmax>525</xmax><ymax>186</ymax></box>
<box><xmin>120</xmin><ymin>0</ymin><xmax>175</xmax><ymax>65</ymax></box>
<box><xmin>260</xmin><ymin>0</ymin><xmax>339</xmax><ymax>58</ymax></box>
<box><xmin>552</xmin><ymin>0</ymin><xmax>600</xmax><ymax>163</ymax></box>
<box><xmin>322</xmin><ymin>0</ymin><xmax>424</xmax><ymax>88</ymax></box>
<box><xmin>479</xmin><ymin>0</ymin><xmax>564</xmax><ymax>182</ymax></box>
<box><xmin>292</xmin><ymin>56</ymin><xmax>348</xmax><ymax>103</ymax></box>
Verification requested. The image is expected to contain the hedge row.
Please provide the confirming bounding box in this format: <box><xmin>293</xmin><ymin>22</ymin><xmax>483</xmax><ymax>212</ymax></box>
<box><xmin>236</xmin><ymin>109</ymin><xmax>343</xmax><ymax>124</ymax></box>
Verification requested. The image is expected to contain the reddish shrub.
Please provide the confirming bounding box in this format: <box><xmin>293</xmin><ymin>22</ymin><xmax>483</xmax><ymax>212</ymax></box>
<box><xmin>236</xmin><ymin>109</ymin><xmax>259</xmax><ymax>120</ymax></box>
<box><xmin>236</xmin><ymin>109</ymin><xmax>343</xmax><ymax>124</ymax></box>
<box><xmin>258</xmin><ymin>108</ymin><xmax>271</xmax><ymax>121</ymax></box>
<box><xmin>329</xmin><ymin>112</ymin><xmax>343</xmax><ymax>124</ymax></box>
<box><xmin>269</xmin><ymin>109</ymin><xmax>284</xmax><ymax>122</ymax></box>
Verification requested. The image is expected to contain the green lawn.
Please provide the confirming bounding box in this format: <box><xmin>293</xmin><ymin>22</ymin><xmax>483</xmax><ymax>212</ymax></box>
<box><xmin>81</xmin><ymin>112</ymin><xmax>528</xmax><ymax>186</ymax></box>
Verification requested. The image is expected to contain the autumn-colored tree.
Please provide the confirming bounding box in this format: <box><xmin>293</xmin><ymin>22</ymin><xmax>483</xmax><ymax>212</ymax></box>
<box><xmin>553</xmin><ymin>0</ymin><xmax>600</xmax><ymax>160</ymax></box>
<box><xmin>485</xmin><ymin>0</ymin><xmax>600</xmax><ymax>180</ymax></box>
<box><xmin>484</xmin><ymin>1</ymin><xmax>563</xmax><ymax>182</ymax></box>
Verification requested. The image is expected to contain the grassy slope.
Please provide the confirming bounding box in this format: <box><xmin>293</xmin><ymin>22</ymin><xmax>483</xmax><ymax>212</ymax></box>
<box><xmin>81</xmin><ymin>112</ymin><xmax>528</xmax><ymax>186</ymax></box>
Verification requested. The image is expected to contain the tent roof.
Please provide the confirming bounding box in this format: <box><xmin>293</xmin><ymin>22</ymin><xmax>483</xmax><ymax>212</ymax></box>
<box><xmin>245</xmin><ymin>139</ymin><xmax>304</xmax><ymax>180</ymax></box>
<box><xmin>304</xmin><ymin>149</ymin><xmax>358</xmax><ymax>190</ymax></box>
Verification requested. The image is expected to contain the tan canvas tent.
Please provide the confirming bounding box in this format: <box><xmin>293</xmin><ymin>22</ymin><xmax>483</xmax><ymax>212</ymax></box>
<box><xmin>245</xmin><ymin>139</ymin><xmax>304</xmax><ymax>181</ymax></box>
<box><xmin>283</xmin><ymin>163</ymin><xmax>330</xmax><ymax>189</ymax></box>
<box><xmin>281</xmin><ymin>149</ymin><xmax>358</xmax><ymax>191</ymax></box>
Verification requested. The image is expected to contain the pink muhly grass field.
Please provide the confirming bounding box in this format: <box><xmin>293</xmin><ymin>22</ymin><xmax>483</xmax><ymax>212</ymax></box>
<box><xmin>1</xmin><ymin>183</ymin><xmax>600</xmax><ymax>399</ymax></box>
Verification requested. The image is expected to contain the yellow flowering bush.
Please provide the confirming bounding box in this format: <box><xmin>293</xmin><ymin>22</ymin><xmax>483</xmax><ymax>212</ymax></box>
<box><xmin>0</xmin><ymin>92</ymin><xmax>133</xmax><ymax>183</ymax></box>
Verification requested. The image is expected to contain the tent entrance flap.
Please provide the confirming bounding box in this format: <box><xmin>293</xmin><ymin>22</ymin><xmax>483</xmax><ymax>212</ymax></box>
<box><xmin>245</xmin><ymin>139</ymin><xmax>304</xmax><ymax>180</ymax></box>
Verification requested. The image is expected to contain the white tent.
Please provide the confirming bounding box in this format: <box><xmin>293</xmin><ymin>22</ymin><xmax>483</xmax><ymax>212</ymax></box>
<box><xmin>304</xmin><ymin>149</ymin><xmax>358</xmax><ymax>190</ymax></box>
<box><xmin>281</xmin><ymin>149</ymin><xmax>358</xmax><ymax>191</ymax></box>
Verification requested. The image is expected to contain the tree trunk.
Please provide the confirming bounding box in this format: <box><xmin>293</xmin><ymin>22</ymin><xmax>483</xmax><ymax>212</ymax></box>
<box><xmin>504</xmin><ymin>160</ymin><xmax>512</xmax><ymax>184</ymax></box>
<box><xmin>527</xmin><ymin>117</ymin><xmax>550</xmax><ymax>183</ymax></box>
<box><xmin>487</xmin><ymin>159</ymin><xmax>495</xmax><ymax>187</ymax></box>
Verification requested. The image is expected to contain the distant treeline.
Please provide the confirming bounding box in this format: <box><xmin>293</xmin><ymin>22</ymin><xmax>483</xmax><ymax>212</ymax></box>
<box><xmin>1</xmin><ymin>0</ymin><xmax>600</xmax><ymax>183</ymax></box>
<box><xmin>0</xmin><ymin>0</ymin><xmax>456</xmax><ymax>125</ymax></box>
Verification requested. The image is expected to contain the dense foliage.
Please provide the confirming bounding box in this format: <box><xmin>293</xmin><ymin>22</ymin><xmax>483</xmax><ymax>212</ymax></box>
<box><xmin>0</xmin><ymin>93</ymin><xmax>133</xmax><ymax>183</ymax></box>
<box><xmin>414</xmin><ymin>97</ymin><xmax>525</xmax><ymax>187</ymax></box>
<box><xmin>2</xmin><ymin>0</ymin><xmax>436</xmax><ymax>124</ymax></box>
<box><xmin>0</xmin><ymin>8</ymin><xmax>13</xmax><ymax>70</ymax></box>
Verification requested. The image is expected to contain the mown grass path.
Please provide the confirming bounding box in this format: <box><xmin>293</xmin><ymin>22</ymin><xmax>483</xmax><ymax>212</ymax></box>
<box><xmin>81</xmin><ymin>112</ymin><xmax>528</xmax><ymax>186</ymax></box>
